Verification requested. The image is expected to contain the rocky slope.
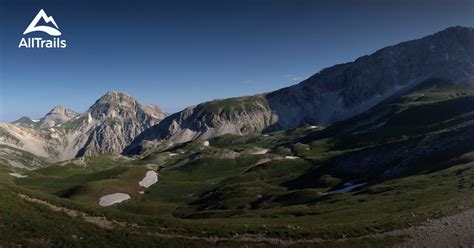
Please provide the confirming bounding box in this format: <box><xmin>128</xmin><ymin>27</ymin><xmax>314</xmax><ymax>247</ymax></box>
<box><xmin>38</xmin><ymin>106</ymin><xmax>79</xmax><ymax>129</ymax></box>
<box><xmin>12</xmin><ymin>106</ymin><xmax>79</xmax><ymax>129</ymax></box>
<box><xmin>11</xmin><ymin>117</ymin><xmax>40</xmax><ymax>129</ymax></box>
<box><xmin>125</xmin><ymin>26</ymin><xmax>474</xmax><ymax>153</ymax></box>
<box><xmin>1</xmin><ymin>91</ymin><xmax>166</xmax><ymax>161</ymax></box>
<box><xmin>76</xmin><ymin>91</ymin><xmax>166</xmax><ymax>157</ymax></box>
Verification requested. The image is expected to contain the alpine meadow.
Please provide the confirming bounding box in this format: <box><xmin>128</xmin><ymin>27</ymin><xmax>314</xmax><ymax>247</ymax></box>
<box><xmin>2</xmin><ymin>1</ymin><xmax>474</xmax><ymax>247</ymax></box>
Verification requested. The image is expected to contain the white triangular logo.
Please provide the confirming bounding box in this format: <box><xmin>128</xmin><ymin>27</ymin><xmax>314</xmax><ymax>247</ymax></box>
<box><xmin>23</xmin><ymin>9</ymin><xmax>61</xmax><ymax>36</ymax></box>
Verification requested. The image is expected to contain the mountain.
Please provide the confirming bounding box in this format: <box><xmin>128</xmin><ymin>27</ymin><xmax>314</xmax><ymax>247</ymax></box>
<box><xmin>0</xmin><ymin>91</ymin><xmax>166</xmax><ymax>162</ymax></box>
<box><xmin>11</xmin><ymin>76</ymin><xmax>474</xmax><ymax>247</ymax></box>
<box><xmin>5</xmin><ymin>27</ymin><xmax>474</xmax><ymax>247</ymax></box>
<box><xmin>11</xmin><ymin>116</ymin><xmax>39</xmax><ymax>129</ymax></box>
<box><xmin>38</xmin><ymin>106</ymin><xmax>79</xmax><ymax>129</ymax></box>
<box><xmin>125</xmin><ymin>26</ymin><xmax>474</xmax><ymax>154</ymax></box>
<box><xmin>12</xmin><ymin>106</ymin><xmax>78</xmax><ymax>129</ymax></box>
<box><xmin>75</xmin><ymin>91</ymin><xmax>166</xmax><ymax>157</ymax></box>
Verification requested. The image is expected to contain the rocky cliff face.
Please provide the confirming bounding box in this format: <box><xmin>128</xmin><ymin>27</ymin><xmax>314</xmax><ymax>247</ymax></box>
<box><xmin>39</xmin><ymin>106</ymin><xmax>79</xmax><ymax>129</ymax></box>
<box><xmin>76</xmin><ymin>91</ymin><xmax>166</xmax><ymax>156</ymax></box>
<box><xmin>123</xmin><ymin>95</ymin><xmax>272</xmax><ymax>153</ymax></box>
<box><xmin>11</xmin><ymin>106</ymin><xmax>79</xmax><ymax>129</ymax></box>
<box><xmin>125</xmin><ymin>26</ymin><xmax>474</xmax><ymax>153</ymax></box>
<box><xmin>264</xmin><ymin>26</ymin><xmax>474</xmax><ymax>130</ymax></box>
<box><xmin>3</xmin><ymin>91</ymin><xmax>166</xmax><ymax>161</ymax></box>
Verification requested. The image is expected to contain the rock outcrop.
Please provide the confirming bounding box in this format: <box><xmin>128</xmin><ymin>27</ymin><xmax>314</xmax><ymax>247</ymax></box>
<box><xmin>125</xmin><ymin>26</ymin><xmax>474</xmax><ymax>153</ymax></box>
<box><xmin>2</xmin><ymin>91</ymin><xmax>166</xmax><ymax>161</ymax></box>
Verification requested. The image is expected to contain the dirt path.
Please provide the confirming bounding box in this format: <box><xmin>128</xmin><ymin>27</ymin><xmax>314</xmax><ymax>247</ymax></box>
<box><xmin>17</xmin><ymin>193</ymin><xmax>474</xmax><ymax>246</ymax></box>
<box><xmin>17</xmin><ymin>193</ymin><xmax>325</xmax><ymax>245</ymax></box>
<box><xmin>18</xmin><ymin>194</ymin><xmax>126</xmax><ymax>229</ymax></box>
<box><xmin>384</xmin><ymin>209</ymin><xmax>474</xmax><ymax>247</ymax></box>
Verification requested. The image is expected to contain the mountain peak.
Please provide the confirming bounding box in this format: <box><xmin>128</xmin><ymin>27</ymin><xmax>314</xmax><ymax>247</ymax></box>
<box><xmin>103</xmin><ymin>90</ymin><xmax>131</xmax><ymax>98</ymax></box>
<box><xmin>75</xmin><ymin>91</ymin><xmax>166</xmax><ymax>157</ymax></box>
<box><xmin>126</xmin><ymin>26</ymin><xmax>474</xmax><ymax>148</ymax></box>
<box><xmin>95</xmin><ymin>91</ymin><xmax>136</xmax><ymax>106</ymax></box>
<box><xmin>427</xmin><ymin>26</ymin><xmax>474</xmax><ymax>41</ymax></box>
<box><xmin>12</xmin><ymin>116</ymin><xmax>33</xmax><ymax>123</ymax></box>
<box><xmin>39</xmin><ymin>106</ymin><xmax>78</xmax><ymax>128</ymax></box>
<box><xmin>87</xmin><ymin>91</ymin><xmax>167</xmax><ymax>123</ymax></box>
<box><xmin>438</xmin><ymin>25</ymin><xmax>473</xmax><ymax>33</ymax></box>
<box><xmin>48</xmin><ymin>105</ymin><xmax>66</xmax><ymax>113</ymax></box>
<box><xmin>45</xmin><ymin>105</ymin><xmax>77</xmax><ymax>118</ymax></box>
<box><xmin>11</xmin><ymin>116</ymin><xmax>39</xmax><ymax>128</ymax></box>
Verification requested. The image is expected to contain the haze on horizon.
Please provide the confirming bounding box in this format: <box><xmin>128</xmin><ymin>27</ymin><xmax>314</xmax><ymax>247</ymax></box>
<box><xmin>1</xmin><ymin>0</ymin><xmax>474</xmax><ymax>122</ymax></box>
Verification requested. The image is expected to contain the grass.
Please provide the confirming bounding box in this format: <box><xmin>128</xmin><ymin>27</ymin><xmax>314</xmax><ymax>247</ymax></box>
<box><xmin>10</xmin><ymin>151</ymin><xmax>474</xmax><ymax>240</ymax></box>
<box><xmin>0</xmin><ymin>183</ymin><xmax>220</xmax><ymax>247</ymax></box>
<box><xmin>3</xmin><ymin>79</ymin><xmax>474</xmax><ymax>246</ymax></box>
<box><xmin>59</xmin><ymin>116</ymin><xmax>84</xmax><ymax>133</ymax></box>
<box><xmin>198</xmin><ymin>95</ymin><xmax>269</xmax><ymax>116</ymax></box>
<box><xmin>0</xmin><ymin>144</ymin><xmax>49</xmax><ymax>168</ymax></box>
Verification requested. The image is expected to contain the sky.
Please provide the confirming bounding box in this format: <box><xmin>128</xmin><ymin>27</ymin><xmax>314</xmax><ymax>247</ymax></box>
<box><xmin>1</xmin><ymin>0</ymin><xmax>474</xmax><ymax>121</ymax></box>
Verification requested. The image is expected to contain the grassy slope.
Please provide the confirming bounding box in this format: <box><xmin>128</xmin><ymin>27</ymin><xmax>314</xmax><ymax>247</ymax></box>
<box><xmin>2</xmin><ymin>79</ymin><xmax>474</xmax><ymax>246</ymax></box>
<box><xmin>0</xmin><ymin>144</ymin><xmax>50</xmax><ymax>168</ymax></box>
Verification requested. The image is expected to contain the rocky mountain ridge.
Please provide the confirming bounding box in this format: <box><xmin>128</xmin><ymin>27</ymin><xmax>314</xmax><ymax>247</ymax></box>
<box><xmin>4</xmin><ymin>26</ymin><xmax>474</xmax><ymax>160</ymax></box>
<box><xmin>125</xmin><ymin>26</ymin><xmax>474</xmax><ymax>153</ymax></box>
<box><xmin>1</xmin><ymin>91</ymin><xmax>166</xmax><ymax>163</ymax></box>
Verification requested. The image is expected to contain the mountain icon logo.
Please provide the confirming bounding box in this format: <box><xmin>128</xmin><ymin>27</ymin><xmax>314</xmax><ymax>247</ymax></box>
<box><xmin>23</xmin><ymin>9</ymin><xmax>61</xmax><ymax>36</ymax></box>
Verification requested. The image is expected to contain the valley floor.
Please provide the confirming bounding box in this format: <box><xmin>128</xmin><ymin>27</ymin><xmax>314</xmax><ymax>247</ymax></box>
<box><xmin>9</xmin><ymin>187</ymin><xmax>474</xmax><ymax>247</ymax></box>
<box><xmin>4</xmin><ymin>79</ymin><xmax>474</xmax><ymax>247</ymax></box>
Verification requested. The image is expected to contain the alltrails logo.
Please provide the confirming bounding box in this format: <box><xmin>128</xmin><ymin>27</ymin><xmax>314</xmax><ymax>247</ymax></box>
<box><xmin>18</xmin><ymin>9</ymin><xmax>67</xmax><ymax>48</ymax></box>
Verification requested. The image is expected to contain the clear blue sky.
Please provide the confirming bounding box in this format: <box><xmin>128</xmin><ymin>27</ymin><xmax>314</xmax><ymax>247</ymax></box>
<box><xmin>1</xmin><ymin>0</ymin><xmax>474</xmax><ymax>121</ymax></box>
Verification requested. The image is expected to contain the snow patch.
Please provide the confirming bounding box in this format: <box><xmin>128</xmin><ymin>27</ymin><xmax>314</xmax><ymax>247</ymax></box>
<box><xmin>251</xmin><ymin>148</ymin><xmax>269</xmax><ymax>155</ymax></box>
<box><xmin>285</xmin><ymin>156</ymin><xmax>299</xmax><ymax>160</ymax></box>
<box><xmin>31</xmin><ymin>119</ymin><xmax>40</xmax><ymax>123</ymax></box>
<box><xmin>99</xmin><ymin>193</ymin><xmax>131</xmax><ymax>207</ymax></box>
<box><xmin>9</xmin><ymin>173</ymin><xmax>28</xmax><ymax>178</ymax></box>
<box><xmin>203</xmin><ymin>140</ymin><xmax>210</xmax><ymax>147</ymax></box>
<box><xmin>138</xmin><ymin>171</ymin><xmax>158</xmax><ymax>188</ymax></box>
<box><xmin>324</xmin><ymin>183</ymin><xmax>367</xmax><ymax>195</ymax></box>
